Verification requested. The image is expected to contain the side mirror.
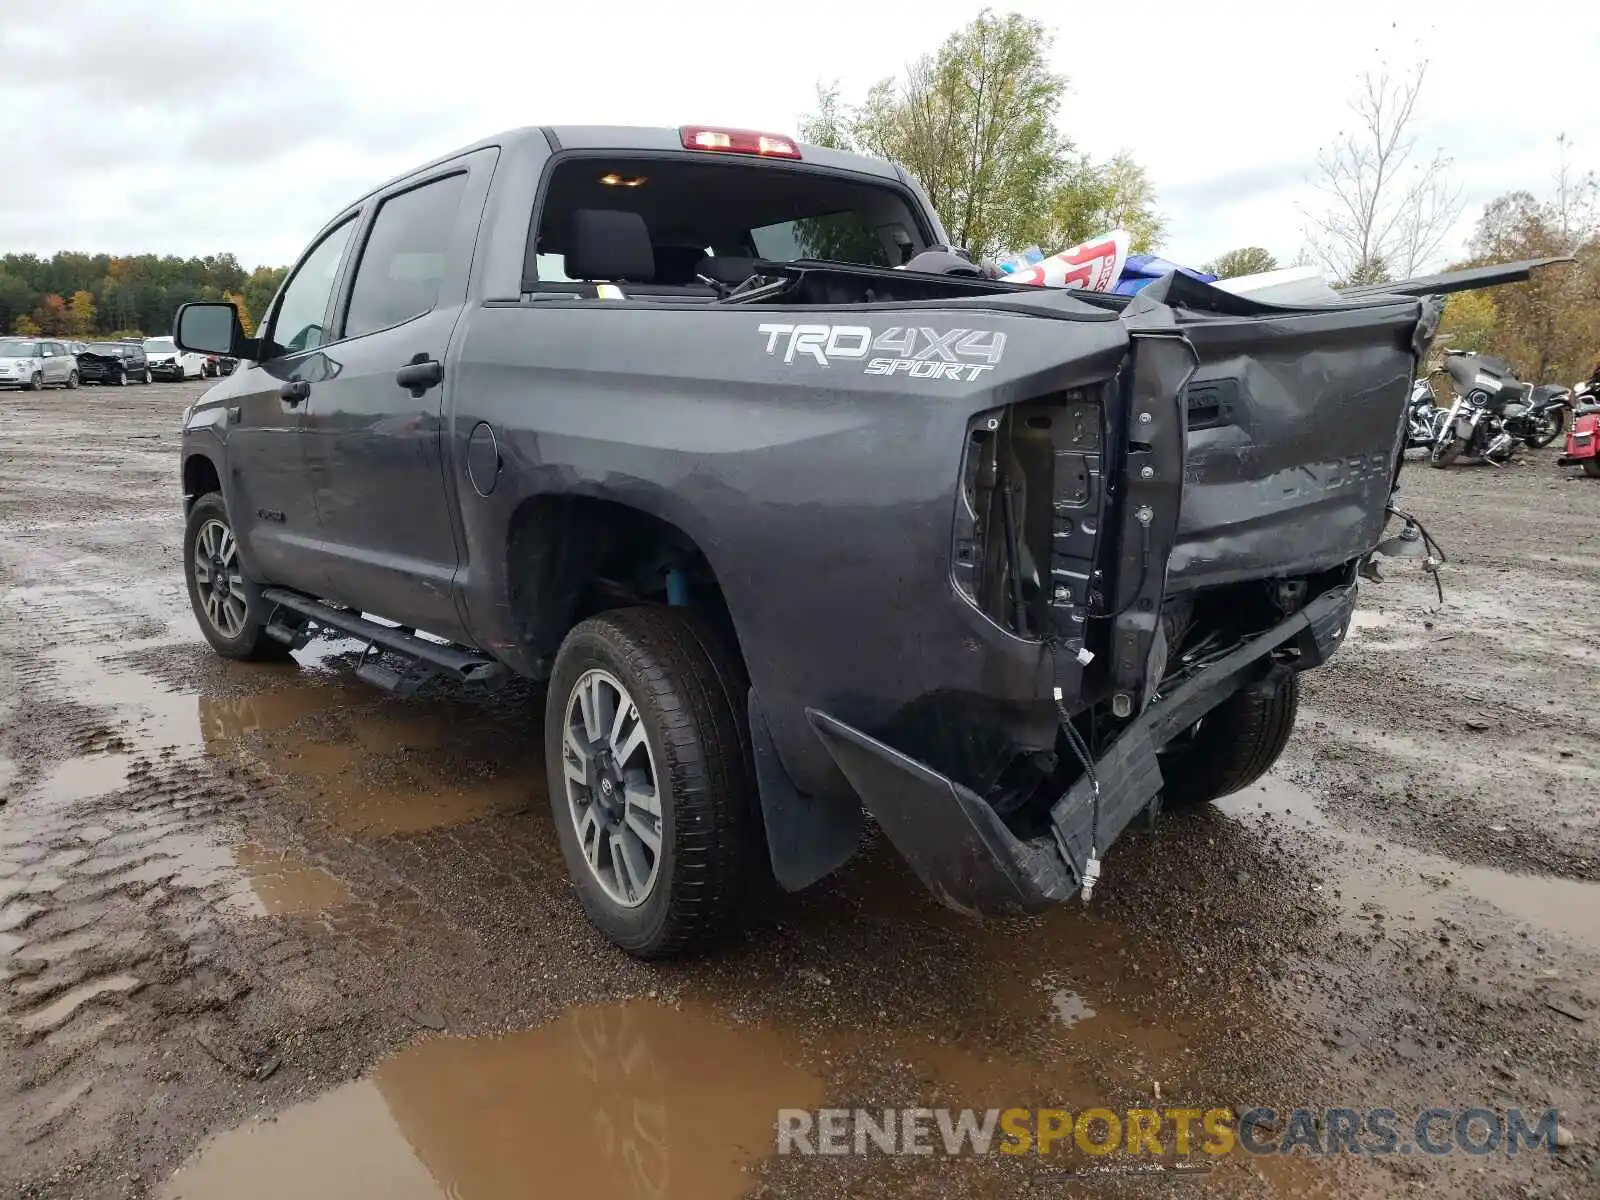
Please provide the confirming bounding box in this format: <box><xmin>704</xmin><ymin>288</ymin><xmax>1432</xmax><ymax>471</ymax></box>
<box><xmin>174</xmin><ymin>302</ymin><xmax>254</xmax><ymax>359</ymax></box>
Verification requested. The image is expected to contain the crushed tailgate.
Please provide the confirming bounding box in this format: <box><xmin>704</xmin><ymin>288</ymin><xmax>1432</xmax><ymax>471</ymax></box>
<box><xmin>1125</xmin><ymin>275</ymin><xmax>1424</xmax><ymax>592</ymax></box>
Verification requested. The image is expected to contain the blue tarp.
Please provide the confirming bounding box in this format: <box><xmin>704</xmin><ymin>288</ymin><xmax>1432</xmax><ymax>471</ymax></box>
<box><xmin>1113</xmin><ymin>254</ymin><xmax>1218</xmax><ymax>295</ymax></box>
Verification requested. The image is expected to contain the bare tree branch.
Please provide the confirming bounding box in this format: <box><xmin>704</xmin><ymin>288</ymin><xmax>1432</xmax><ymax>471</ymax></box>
<box><xmin>1301</xmin><ymin>61</ymin><xmax>1464</xmax><ymax>282</ymax></box>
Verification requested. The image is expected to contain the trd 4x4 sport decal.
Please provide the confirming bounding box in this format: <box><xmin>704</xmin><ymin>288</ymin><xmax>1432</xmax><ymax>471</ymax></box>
<box><xmin>756</xmin><ymin>324</ymin><xmax>1007</xmax><ymax>381</ymax></box>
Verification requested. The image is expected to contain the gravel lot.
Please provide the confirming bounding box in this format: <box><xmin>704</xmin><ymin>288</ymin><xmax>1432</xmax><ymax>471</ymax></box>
<box><xmin>2</xmin><ymin>380</ymin><xmax>1598</xmax><ymax>1199</ymax></box>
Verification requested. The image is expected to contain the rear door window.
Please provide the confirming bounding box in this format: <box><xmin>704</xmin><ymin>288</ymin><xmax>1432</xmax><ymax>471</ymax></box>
<box><xmin>343</xmin><ymin>173</ymin><xmax>469</xmax><ymax>339</ymax></box>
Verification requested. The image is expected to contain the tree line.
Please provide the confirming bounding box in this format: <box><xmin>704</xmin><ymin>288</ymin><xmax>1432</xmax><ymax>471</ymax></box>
<box><xmin>0</xmin><ymin>253</ymin><xmax>286</xmax><ymax>342</ymax></box>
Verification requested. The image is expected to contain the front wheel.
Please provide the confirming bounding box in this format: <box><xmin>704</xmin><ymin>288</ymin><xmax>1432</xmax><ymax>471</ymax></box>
<box><xmin>1526</xmin><ymin>410</ymin><xmax>1566</xmax><ymax>449</ymax></box>
<box><xmin>182</xmin><ymin>493</ymin><xmax>292</xmax><ymax>662</ymax></box>
<box><xmin>27</xmin><ymin>372</ymin><xmax>42</xmax><ymax>392</ymax></box>
<box><xmin>114</xmin><ymin>369</ymin><xmax>127</xmax><ymax>386</ymax></box>
<box><xmin>545</xmin><ymin>606</ymin><xmax>765</xmax><ymax>959</ymax></box>
<box><xmin>65</xmin><ymin>370</ymin><xmax>79</xmax><ymax>390</ymax></box>
<box><xmin>1430</xmin><ymin>436</ymin><xmax>1465</xmax><ymax>468</ymax></box>
<box><xmin>1160</xmin><ymin>674</ymin><xmax>1300</xmax><ymax>809</ymax></box>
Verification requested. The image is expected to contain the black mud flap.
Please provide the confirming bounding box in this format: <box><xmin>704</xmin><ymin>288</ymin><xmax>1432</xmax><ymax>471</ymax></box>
<box><xmin>749</xmin><ymin>692</ymin><xmax>864</xmax><ymax>893</ymax></box>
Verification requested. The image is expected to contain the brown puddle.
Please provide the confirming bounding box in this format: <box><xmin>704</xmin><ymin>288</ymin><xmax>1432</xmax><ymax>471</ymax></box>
<box><xmin>162</xmin><ymin>1000</ymin><xmax>824</xmax><ymax>1200</ymax></box>
<box><xmin>38</xmin><ymin>637</ymin><xmax>363</xmax><ymax>760</ymax></box>
<box><xmin>228</xmin><ymin>843</ymin><xmax>351</xmax><ymax>917</ymax></box>
<box><xmin>264</xmin><ymin>713</ymin><xmax>536</xmax><ymax>836</ymax></box>
<box><xmin>1217</xmin><ymin>776</ymin><xmax>1600</xmax><ymax>952</ymax></box>
<box><xmin>273</xmin><ymin>740</ymin><xmax>534</xmax><ymax>836</ymax></box>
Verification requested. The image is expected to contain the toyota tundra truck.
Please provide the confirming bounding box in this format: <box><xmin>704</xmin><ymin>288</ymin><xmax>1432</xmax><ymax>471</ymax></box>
<box><xmin>172</xmin><ymin>123</ymin><xmax>1554</xmax><ymax>958</ymax></box>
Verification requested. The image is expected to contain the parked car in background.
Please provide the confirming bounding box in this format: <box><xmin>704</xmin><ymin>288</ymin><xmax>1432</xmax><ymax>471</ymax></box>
<box><xmin>0</xmin><ymin>338</ymin><xmax>79</xmax><ymax>390</ymax></box>
<box><xmin>77</xmin><ymin>341</ymin><xmax>152</xmax><ymax>386</ymax></box>
<box><xmin>201</xmin><ymin>354</ymin><xmax>239</xmax><ymax>377</ymax></box>
<box><xmin>143</xmin><ymin>336</ymin><xmax>205</xmax><ymax>381</ymax></box>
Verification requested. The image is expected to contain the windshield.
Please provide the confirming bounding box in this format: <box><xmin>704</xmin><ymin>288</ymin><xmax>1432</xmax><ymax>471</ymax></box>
<box><xmin>144</xmin><ymin>338</ymin><xmax>176</xmax><ymax>353</ymax></box>
<box><xmin>1</xmin><ymin>341</ymin><xmax>40</xmax><ymax>357</ymax></box>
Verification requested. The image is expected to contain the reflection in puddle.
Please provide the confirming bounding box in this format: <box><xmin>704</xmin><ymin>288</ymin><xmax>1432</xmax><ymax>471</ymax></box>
<box><xmin>36</xmin><ymin>753</ymin><xmax>134</xmax><ymax>805</ymax></box>
<box><xmin>1217</xmin><ymin>777</ymin><xmax>1600</xmax><ymax>952</ymax></box>
<box><xmin>268</xmin><ymin>739</ymin><xmax>531</xmax><ymax>838</ymax></box>
<box><xmin>197</xmin><ymin>687</ymin><xmax>362</xmax><ymax>753</ymax></box>
<box><xmin>1049</xmin><ymin>989</ymin><xmax>1095</xmax><ymax>1029</ymax></box>
<box><xmin>163</xmin><ymin>1001</ymin><xmax>823</xmax><ymax>1200</ymax></box>
<box><xmin>39</xmin><ymin>638</ymin><xmax>358</xmax><ymax>761</ymax></box>
<box><xmin>229</xmin><ymin>843</ymin><xmax>351</xmax><ymax>917</ymax></box>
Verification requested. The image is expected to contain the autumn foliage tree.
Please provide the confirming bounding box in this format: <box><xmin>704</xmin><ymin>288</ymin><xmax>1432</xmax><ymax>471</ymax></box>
<box><xmin>1462</xmin><ymin>190</ymin><xmax>1600</xmax><ymax>382</ymax></box>
<box><xmin>67</xmin><ymin>290</ymin><xmax>96</xmax><ymax>336</ymax></box>
<box><xmin>223</xmin><ymin>291</ymin><xmax>254</xmax><ymax>337</ymax></box>
<box><xmin>1434</xmin><ymin>289</ymin><xmax>1497</xmax><ymax>355</ymax></box>
<box><xmin>30</xmin><ymin>293</ymin><xmax>70</xmax><ymax>336</ymax></box>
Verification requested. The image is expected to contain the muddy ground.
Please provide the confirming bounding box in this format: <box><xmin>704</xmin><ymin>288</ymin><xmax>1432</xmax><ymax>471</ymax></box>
<box><xmin>2</xmin><ymin>381</ymin><xmax>1598</xmax><ymax>1199</ymax></box>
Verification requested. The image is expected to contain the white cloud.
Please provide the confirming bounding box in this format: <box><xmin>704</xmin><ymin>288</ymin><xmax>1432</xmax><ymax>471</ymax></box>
<box><xmin>7</xmin><ymin>0</ymin><xmax>1599</xmax><ymax>272</ymax></box>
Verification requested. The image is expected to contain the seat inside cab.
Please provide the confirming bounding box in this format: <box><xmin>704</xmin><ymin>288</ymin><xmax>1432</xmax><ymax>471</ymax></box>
<box><xmin>528</xmin><ymin>155</ymin><xmax>927</xmax><ymax>299</ymax></box>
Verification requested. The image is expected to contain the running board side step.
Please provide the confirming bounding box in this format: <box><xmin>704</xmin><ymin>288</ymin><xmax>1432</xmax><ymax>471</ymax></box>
<box><xmin>259</xmin><ymin>587</ymin><xmax>507</xmax><ymax>691</ymax></box>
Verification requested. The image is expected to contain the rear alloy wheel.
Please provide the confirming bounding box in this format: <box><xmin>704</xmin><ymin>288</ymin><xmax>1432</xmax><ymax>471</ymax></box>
<box><xmin>546</xmin><ymin>607</ymin><xmax>766</xmax><ymax>959</ymax></box>
<box><xmin>182</xmin><ymin>493</ymin><xmax>292</xmax><ymax>662</ymax></box>
<box><xmin>65</xmin><ymin>370</ymin><xmax>79</xmax><ymax>390</ymax></box>
<box><xmin>141</xmin><ymin>367</ymin><xmax>152</xmax><ymax>385</ymax></box>
<box><xmin>1160</xmin><ymin>674</ymin><xmax>1300</xmax><ymax>808</ymax></box>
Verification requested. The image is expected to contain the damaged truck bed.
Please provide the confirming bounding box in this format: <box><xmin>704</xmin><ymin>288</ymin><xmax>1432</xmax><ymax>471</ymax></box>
<box><xmin>172</xmin><ymin>123</ymin><xmax>1558</xmax><ymax>955</ymax></box>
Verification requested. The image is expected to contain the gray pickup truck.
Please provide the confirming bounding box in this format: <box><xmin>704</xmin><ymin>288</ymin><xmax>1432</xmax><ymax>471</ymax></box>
<box><xmin>173</xmin><ymin>124</ymin><xmax>1550</xmax><ymax>958</ymax></box>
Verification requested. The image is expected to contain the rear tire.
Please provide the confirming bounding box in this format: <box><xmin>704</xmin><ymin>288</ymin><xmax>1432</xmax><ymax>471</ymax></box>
<box><xmin>1160</xmin><ymin>675</ymin><xmax>1300</xmax><ymax>809</ymax></box>
<box><xmin>141</xmin><ymin>368</ymin><xmax>151</xmax><ymax>385</ymax></box>
<box><xmin>1585</xmin><ymin>460</ymin><xmax>1600</xmax><ymax>479</ymax></box>
<box><xmin>545</xmin><ymin>606</ymin><xmax>766</xmax><ymax>959</ymax></box>
<box><xmin>1526</xmin><ymin>411</ymin><xmax>1566</xmax><ymax>449</ymax></box>
<box><xmin>182</xmin><ymin>493</ymin><xmax>293</xmax><ymax>662</ymax></box>
<box><xmin>65</xmin><ymin>370</ymin><xmax>79</xmax><ymax>390</ymax></box>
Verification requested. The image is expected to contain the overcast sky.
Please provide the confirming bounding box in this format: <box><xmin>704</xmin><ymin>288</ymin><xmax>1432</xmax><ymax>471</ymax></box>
<box><xmin>5</xmin><ymin>0</ymin><xmax>1598</xmax><ymax>272</ymax></box>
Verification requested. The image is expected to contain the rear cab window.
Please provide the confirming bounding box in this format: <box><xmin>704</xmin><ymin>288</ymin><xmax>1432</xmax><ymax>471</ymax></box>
<box><xmin>528</xmin><ymin>153</ymin><xmax>927</xmax><ymax>296</ymax></box>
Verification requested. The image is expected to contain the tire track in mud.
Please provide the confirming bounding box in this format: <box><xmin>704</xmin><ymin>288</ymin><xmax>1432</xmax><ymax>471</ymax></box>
<box><xmin>0</xmin><ymin>428</ymin><xmax>587</xmax><ymax>1191</ymax></box>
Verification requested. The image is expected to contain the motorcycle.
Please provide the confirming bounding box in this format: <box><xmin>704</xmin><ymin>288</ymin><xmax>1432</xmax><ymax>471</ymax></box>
<box><xmin>1556</xmin><ymin>365</ymin><xmax>1600</xmax><ymax>478</ymax></box>
<box><xmin>1525</xmin><ymin>383</ymin><xmax>1574</xmax><ymax>448</ymax></box>
<box><xmin>1405</xmin><ymin>373</ymin><xmax>1448</xmax><ymax>449</ymax></box>
<box><xmin>1429</xmin><ymin>352</ymin><xmax>1565</xmax><ymax>467</ymax></box>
